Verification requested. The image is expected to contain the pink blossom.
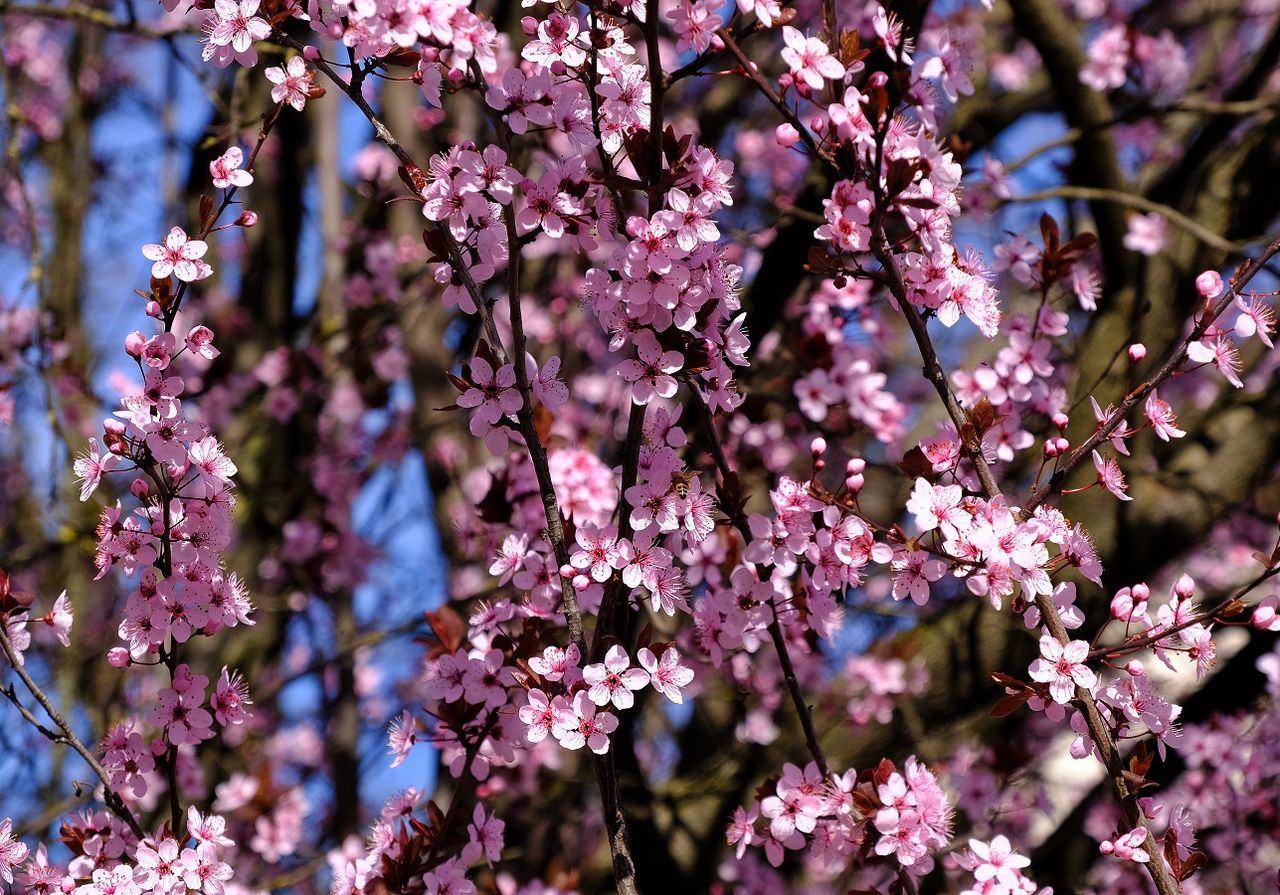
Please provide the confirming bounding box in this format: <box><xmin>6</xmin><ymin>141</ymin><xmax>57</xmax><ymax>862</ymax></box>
<box><xmin>266</xmin><ymin>57</ymin><xmax>315</xmax><ymax>111</ymax></box>
<box><xmin>209</xmin><ymin>146</ymin><xmax>253</xmax><ymax>189</ymax></box>
<box><xmin>142</xmin><ymin>227</ymin><xmax>211</xmax><ymax>283</ymax></box>
<box><xmin>780</xmin><ymin>26</ymin><xmax>845</xmax><ymax>90</ymax></box>
<box><xmin>637</xmin><ymin>646</ymin><xmax>694</xmax><ymax>703</ymax></box>
<box><xmin>1029</xmin><ymin>635</ymin><xmax>1096</xmax><ymax>704</ymax></box>
<box><xmin>582</xmin><ymin>644</ymin><xmax>649</xmax><ymax>710</ymax></box>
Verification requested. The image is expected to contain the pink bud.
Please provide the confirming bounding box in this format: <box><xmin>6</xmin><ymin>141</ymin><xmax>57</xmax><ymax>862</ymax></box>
<box><xmin>236</xmin><ymin>211</ymin><xmax>259</xmax><ymax>228</ymax></box>
<box><xmin>778</xmin><ymin>72</ymin><xmax>793</xmax><ymax>91</ymax></box>
<box><xmin>810</xmin><ymin>116</ymin><xmax>825</xmax><ymax>133</ymax></box>
<box><xmin>302</xmin><ymin>44</ymin><xmax>320</xmax><ymax>60</ymax></box>
<box><xmin>810</xmin><ymin>437</ymin><xmax>827</xmax><ymax>457</ymax></box>
<box><xmin>868</xmin><ymin>71</ymin><xmax>888</xmax><ymax>89</ymax></box>
<box><xmin>1051</xmin><ymin>413</ymin><xmax>1069</xmax><ymax>430</ymax></box>
<box><xmin>1127</xmin><ymin>343</ymin><xmax>1146</xmax><ymax>363</ymax></box>
<box><xmin>1131</xmin><ymin>583</ymin><xmax>1149</xmax><ymax>601</ymax></box>
<box><xmin>775</xmin><ymin>123</ymin><xmax>800</xmax><ymax>148</ymax></box>
<box><xmin>846</xmin><ymin>458</ymin><xmax>866</xmax><ymax>475</ymax></box>
<box><xmin>1054</xmin><ymin>436</ymin><xmax>1070</xmax><ymax>454</ymax></box>
<box><xmin>845</xmin><ymin>473</ymin><xmax>864</xmax><ymax>493</ymax></box>
<box><xmin>124</xmin><ymin>331</ymin><xmax>147</xmax><ymax>357</ymax></box>
<box><xmin>1044</xmin><ymin>440</ymin><xmax>1061</xmax><ymax>459</ymax></box>
<box><xmin>1125</xmin><ymin>659</ymin><xmax>1145</xmax><ymax>677</ymax></box>
<box><xmin>146</xmin><ymin>301</ymin><xmax>164</xmax><ymax>318</ymax></box>
<box><xmin>131</xmin><ymin>478</ymin><xmax>150</xmax><ymax>499</ymax></box>
<box><xmin>1195</xmin><ymin>270</ymin><xmax>1223</xmax><ymax>299</ymax></box>
<box><xmin>559</xmin><ymin>563</ymin><xmax>575</xmax><ymax>579</ymax></box>
<box><xmin>150</xmin><ymin>737</ymin><xmax>168</xmax><ymax>756</ymax></box>
<box><xmin>1173</xmin><ymin>574</ymin><xmax>1195</xmax><ymax>599</ymax></box>
<box><xmin>107</xmin><ymin>647</ymin><xmax>131</xmax><ymax>668</ymax></box>
<box><xmin>520</xmin><ymin>15</ymin><xmax>538</xmax><ymax>34</ymax></box>
<box><xmin>103</xmin><ymin>418</ymin><xmax>126</xmax><ymax>436</ymax></box>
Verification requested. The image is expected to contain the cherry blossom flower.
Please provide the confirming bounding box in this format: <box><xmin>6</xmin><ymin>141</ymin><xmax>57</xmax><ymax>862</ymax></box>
<box><xmin>465</xmin><ymin>805</ymin><xmax>504</xmax><ymax>866</ymax></box>
<box><xmin>1029</xmin><ymin>635</ymin><xmax>1096</xmax><ymax>704</ymax></box>
<box><xmin>1122</xmin><ymin>212</ymin><xmax>1168</xmax><ymax>256</ymax></box>
<box><xmin>266</xmin><ymin>57</ymin><xmax>316</xmax><ymax>111</ymax></box>
<box><xmin>552</xmin><ymin>691</ymin><xmax>618</xmax><ymax>753</ymax></box>
<box><xmin>142</xmin><ymin>227</ymin><xmax>212</xmax><ymax>283</ymax></box>
<box><xmin>617</xmin><ymin>330</ymin><xmax>682</xmax><ymax>405</ymax></box>
<box><xmin>1092</xmin><ymin>450</ymin><xmax>1133</xmax><ymax>501</ymax></box>
<box><xmin>780</xmin><ymin>26</ymin><xmax>845</xmax><ymax>90</ymax></box>
<box><xmin>387</xmin><ymin>709</ymin><xmax>419</xmax><ymax>767</ymax></box>
<box><xmin>583</xmin><ymin>644</ymin><xmax>649</xmax><ymax>710</ymax></box>
<box><xmin>0</xmin><ymin>818</ymin><xmax>28</xmax><ymax>885</ymax></box>
<box><xmin>637</xmin><ymin>646</ymin><xmax>694</xmax><ymax>703</ymax></box>
<box><xmin>1186</xmin><ymin>334</ymin><xmax>1243</xmax><ymax>387</ymax></box>
<box><xmin>209</xmin><ymin>0</ymin><xmax>269</xmax><ymax>54</ymax></box>
<box><xmin>1143</xmin><ymin>390</ymin><xmax>1185</xmax><ymax>441</ymax></box>
<box><xmin>209</xmin><ymin>146</ymin><xmax>253</xmax><ymax>189</ymax></box>
<box><xmin>74</xmin><ymin>437</ymin><xmax>120</xmax><ymax>501</ymax></box>
<box><xmin>181</xmin><ymin>842</ymin><xmax>234</xmax><ymax>895</ymax></box>
<box><xmin>34</xmin><ymin>591</ymin><xmax>73</xmax><ymax>648</ymax></box>
<box><xmin>456</xmin><ymin>359</ymin><xmax>522</xmax><ymax>436</ymax></box>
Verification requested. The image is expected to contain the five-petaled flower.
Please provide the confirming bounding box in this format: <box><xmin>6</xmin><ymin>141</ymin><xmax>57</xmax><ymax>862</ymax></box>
<box><xmin>1029</xmin><ymin>635</ymin><xmax>1097</xmax><ymax>704</ymax></box>
<box><xmin>142</xmin><ymin>227</ymin><xmax>212</xmax><ymax>283</ymax></box>
<box><xmin>266</xmin><ymin>56</ymin><xmax>317</xmax><ymax>111</ymax></box>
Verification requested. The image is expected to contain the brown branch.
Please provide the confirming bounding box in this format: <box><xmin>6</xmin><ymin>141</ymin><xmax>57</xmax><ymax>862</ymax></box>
<box><xmin>0</xmin><ymin>623</ymin><xmax>145</xmax><ymax>838</ymax></box>
<box><xmin>1024</xmin><ymin>233</ymin><xmax>1280</xmax><ymax>514</ymax></box>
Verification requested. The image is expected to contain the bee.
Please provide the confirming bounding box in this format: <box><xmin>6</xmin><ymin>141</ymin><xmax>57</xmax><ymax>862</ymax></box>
<box><xmin>671</xmin><ymin>469</ymin><xmax>696</xmax><ymax>500</ymax></box>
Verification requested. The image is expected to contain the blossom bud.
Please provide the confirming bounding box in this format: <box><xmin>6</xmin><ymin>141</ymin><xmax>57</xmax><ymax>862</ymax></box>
<box><xmin>1131</xmin><ymin>583</ymin><xmax>1149</xmax><ymax>602</ymax></box>
<box><xmin>421</xmin><ymin>47</ymin><xmax>439</xmax><ymax>63</ymax></box>
<box><xmin>1053</xmin><ymin>436</ymin><xmax>1070</xmax><ymax>454</ymax></box>
<box><xmin>520</xmin><ymin>15</ymin><xmax>538</xmax><ymax>34</ymax></box>
<box><xmin>150</xmin><ymin>737</ymin><xmax>168</xmax><ymax>757</ymax></box>
<box><xmin>775</xmin><ymin>123</ymin><xmax>800</xmax><ymax>148</ymax></box>
<box><xmin>810</xmin><ymin>116</ymin><xmax>825</xmax><ymax>133</ymax></box>
<box><xmin>1044</xmin><ymin>439</ymin><xmax>1061</xmax><ymax>459</ymax></box>
<box><xmin>1173</xmin><ymin>573</ymin><xmax>1195</xmax><ymax>599</ymax></box>
<box><xmin>124</xmin><ymin>331</ymin><xmax>147</xmax><ymax>357</ymax></box>
<box><xmin>107</xmin><ymin>647</ymin><xmax>131</xmax><ymax>668</ymax></box>
<box><xmin>559</xmin><ymin>563</ymin><xmax>575</xmax><ymax>579</ymax></box>
<box><xmin>327</xmin><ymin>21</ymin><xmax>342</xmax><ymax>39</ymax></box>
<box><xmin>811</xmin><ymin>437</ymin><xmax>827</xmax><ymax>457</ymax></box>
<box><xmin>845</xmin><ymin>473</ymin><xmax>864</xmax><ymax>493</ymax></box>
<box><xmin>1127</xmin><ymin>343</ymin><xmax>1146</xmax><ymax>363</ymax></box>
<box><xmin>1125</xmin><ymin>659</ymin><xmax>1144</xmax><ymax>677</ymax></box>
<box><xmin>846</xmin><ymin>458</ymin><xmax>865</xmax><ymax>475</ymax></box>
<box><xmin>1052</xmin><ymin>413</ymin><xmax>1069</xmax><ymax>430</ymax></box>
<box><xmin>303</xmin><ymin>44</ymin><xmax>320</xmax><ymax>60</ymax></box>
<box><xmin>104</xmin><ymin>418</ymin><xmax>126</xmax><ymax>436</ymax></box>
<box><xmin>146</xmin><ymin>301</ymin><xmax>164</xmax><ymax>318</ymax></box>
<box><xmin>1195</xmin><ymin>270</ymin><xmax>1223</xmax><ymax>298</ymax></box>
<box><xmin>131</xmin><ymin>478</ymin><xmax>150</xmax><ymax>500</ymax></box>
<box><xmin>868</xmin><ymin>71</ymin><xmax>888</xmax><ymax>89</ymax></box>
<box><xmin>236</xmin><ymin>211</ymin><xmax>259</xmax><ymax>228</ymax></box>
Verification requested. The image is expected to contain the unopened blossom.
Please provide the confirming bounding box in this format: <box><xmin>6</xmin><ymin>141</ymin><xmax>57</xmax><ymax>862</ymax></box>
<box><xmin>209</xmin><ymin>146</ymin><xmax>253</xmax><ymax>189</ymax></box>
<box><xmin>266</xmin><ymin>57</ymin><xmax>316</xmax><ymax>111</ymax></box>
<box><xmin>637</xmin><ymin>646</ymin><xmax>694</xmax><ymax>703</ymax></box>
<box><xmin>1099</xmin><ymin>827</ymin><xmax>1150</xmax><ymax>863</ymax></box>
<box><xmin>1029</xmin><ymin>635</ymin><xmax>1096</xmax><ymax>704</ymax></box>
<box><xmin>583</xmin><ymin>644</ymin><xmax>649</xmax><ymax>710</ymax></box>
<box><xmin>142</xmin><ymin>227</ymin><xmax>212</xmax><ymax>283</ymax></box>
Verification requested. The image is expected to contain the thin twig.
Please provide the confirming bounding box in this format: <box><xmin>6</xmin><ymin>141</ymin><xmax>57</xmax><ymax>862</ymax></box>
<box><xmin>0</xmin><ymin>623</ymin><xmax>145</xmax><ymax>838</ymax></box>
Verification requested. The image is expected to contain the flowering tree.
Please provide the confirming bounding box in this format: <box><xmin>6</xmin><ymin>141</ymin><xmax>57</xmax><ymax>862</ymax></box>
<box><xmin>1</xmin><ymin>0</ymin><xmax>1279</xmax><ymax>892</ymax></box>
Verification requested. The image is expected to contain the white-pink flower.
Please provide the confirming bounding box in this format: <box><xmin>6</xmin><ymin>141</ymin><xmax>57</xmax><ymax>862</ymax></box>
<box><xmin>266</xmin><ymin>56</ymin><xmax>315</xmax><ymax>112</ymax></box>
<box><xmin>637</xmin><ymin>646</ymin><xmax>694</xmax><ymax>704</ymax></box>
<box><xmin>582</xmin><ymin>644</ymin><xmax>649</xmax><ymax>710</ymax></box>
<box><xmin>1029</xmin><ymin>635</ymin><xmax>1096</xmax><ymax>704</ymax></box>
<box><xmin>209</xmin><ymin>146</ymin><xmax>253</xmax><ymax>190</ymax></box>
<box><xmin>142</xmin><ymin>227</ymin><xmax>212</xmax><ymax>283</ymax></box>
<box><xmin>780</xmin><ymin>26</ymin><xmax>845</xmax><ymax>90</ymax></box>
